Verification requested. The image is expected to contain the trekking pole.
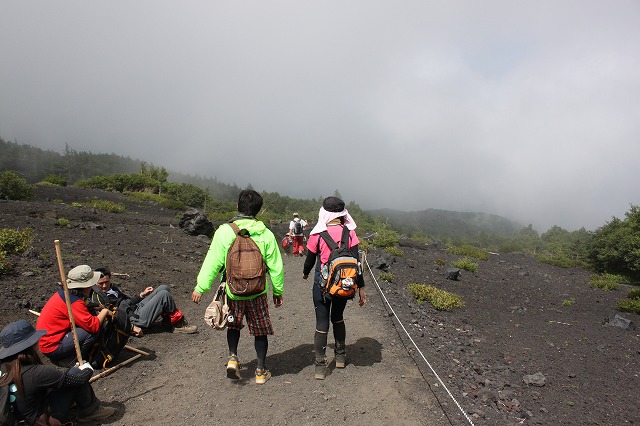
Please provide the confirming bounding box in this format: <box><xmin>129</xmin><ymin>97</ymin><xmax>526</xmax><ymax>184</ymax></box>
<box><xmin>54</xmin><ymin>240</ymin><xmax>84</xmax><ymax>364</ymax></box>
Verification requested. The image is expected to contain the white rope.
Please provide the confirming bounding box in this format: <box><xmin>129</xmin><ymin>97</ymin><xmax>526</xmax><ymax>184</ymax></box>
<box><xmin>363</xmin><ymin>252</ymin><xmax>475</xmax><ymax>426</ymax></box>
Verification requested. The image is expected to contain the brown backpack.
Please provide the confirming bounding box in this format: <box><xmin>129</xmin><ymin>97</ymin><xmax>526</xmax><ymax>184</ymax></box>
<box><xmin>226</xmin><ymin>223</ymin><xmax>267</xmax><ymax>296</ymax></box>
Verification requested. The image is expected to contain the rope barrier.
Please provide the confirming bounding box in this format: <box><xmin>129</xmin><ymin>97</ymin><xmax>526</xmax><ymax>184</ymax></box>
<box><xmin>362</xmin><ymin>252</ymin><xmax>475</xmax><ymax>426</ymax></box>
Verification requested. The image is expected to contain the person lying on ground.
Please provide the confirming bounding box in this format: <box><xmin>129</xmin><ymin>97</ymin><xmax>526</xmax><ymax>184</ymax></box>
<box><xmin>93</xmin><ymin>267</ymin><xmax>197</xmax><ymax>335</ymax></box>
<box><xmin>0</xmin><ymin>319</ymin><xmax>116</xmax><ymax>424</ymax></box>
<box><xmin>37</xmin><ymin>265</ymin><xmax>112</xmax><ymax>367</ymax></box>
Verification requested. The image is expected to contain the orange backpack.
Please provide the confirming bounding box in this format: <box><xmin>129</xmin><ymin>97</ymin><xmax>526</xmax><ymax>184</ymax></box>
<box><xmin>319</xmin><ymin>226</ymin><xmax>361</xmax><ymax>299</ymax></box>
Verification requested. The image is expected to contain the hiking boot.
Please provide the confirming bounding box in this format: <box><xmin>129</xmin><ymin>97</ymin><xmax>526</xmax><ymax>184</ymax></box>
<box><xmin>314</xmin><ymin>358</ymin><xmax>327</xmax><ymax>380</ymax></box>
<box><xmin>172</xmin><ymin>318</ymin><xmax>198</xmax><ymax>334</ymax></box>
<box><xmin>226</xmin><ymin>356</ymin><xmax>240</xmax><ymax>380</ymax></box>
<box><xmin>255</xmin><ymin>368</ymin><xmax>271</xmax><ymax>384</ymax></box>
<box><xmin>335</xmin><ymin>342</ymin><xmax>346</xmax><ymax>368</ymax></box>
<box><xmin>77</xmin><ymin>405</ymin><xmax>116</xmax><ymax>422</ymax></box>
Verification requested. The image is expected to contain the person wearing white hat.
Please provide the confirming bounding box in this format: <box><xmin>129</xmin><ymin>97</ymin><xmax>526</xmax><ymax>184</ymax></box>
<box><xmin>36</xmin><ymin>265</ymin><xmax>113</xmax><ymax>366</ymax></box>
<box><xmin>0</xmin><ymin>319</ymin><xmax>115</xmax><ymax>424</ymax></box>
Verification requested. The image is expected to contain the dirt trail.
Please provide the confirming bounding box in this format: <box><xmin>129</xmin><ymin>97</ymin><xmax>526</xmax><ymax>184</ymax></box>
<box><xmin>95</xmin><ymin>255</ymin><xmax>452</xmax><ymax>425</ymax></box>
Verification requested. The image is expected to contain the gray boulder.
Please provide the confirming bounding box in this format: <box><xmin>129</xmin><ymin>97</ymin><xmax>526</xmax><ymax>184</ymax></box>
<box><xmin>179</xmin><ymin>209</ymin><xmax>214</xmax><ymax>238</ymax></box>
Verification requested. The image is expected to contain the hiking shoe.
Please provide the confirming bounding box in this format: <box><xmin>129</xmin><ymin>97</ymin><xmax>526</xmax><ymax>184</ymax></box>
<box><xmin>314</xmin><ymin>359</ymin><xmax>327</xmax><ymax>380</ymax></box>
<box><xmin>77</xmin><ymin>405</ymin><xmax>116</xmax><ymax>422</ymax></box>
<box><xmin>255</xmin><ymin>368</ymin><xmax>271</xmax><ymax>384</ymax></box>
<box><xmin>335</xmin><ymin>353</ymin><xmax>346</xmax><ymax>369</ymax></box>
<box><xmin>172</xmin><ymin>319</ymin><xmax>198</xmax><ymax>334</ymax></box>
<box><xmin>226</xmin><ymin>356</ymin><xmax>240</xmax><ymax>380</ymax></box>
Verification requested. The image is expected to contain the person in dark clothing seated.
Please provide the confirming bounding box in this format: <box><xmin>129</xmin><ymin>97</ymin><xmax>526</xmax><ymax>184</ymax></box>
<box><xmin>0</xmin><ymin>319</ymin><xmax>115</xmax><ymax>424</ymax></box>
<box><xmin>93</xmin><ymin>267</ymin><xmax>197</xmax><ymax>335</ymax></box>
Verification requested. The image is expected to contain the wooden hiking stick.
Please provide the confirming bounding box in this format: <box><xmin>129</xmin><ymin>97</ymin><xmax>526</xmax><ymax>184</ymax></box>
<box><xmin>54</xmin><ymin>240</ymin><xmax>84</xmax><ymax>364</ymax></box>
<box><xmin>89</xmin><ymin>353</ymin><xmax>142</xmax><ymax>383</ymax></box>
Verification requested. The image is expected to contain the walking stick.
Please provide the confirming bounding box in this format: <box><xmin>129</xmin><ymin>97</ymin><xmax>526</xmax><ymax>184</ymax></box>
<box><xmin>54</xmin><ymin>240</ymin><xmax>84</xmax><ymax>364</ymax></box>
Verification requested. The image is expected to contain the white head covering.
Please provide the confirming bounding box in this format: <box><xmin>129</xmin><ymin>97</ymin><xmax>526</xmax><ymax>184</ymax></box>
<box><xmin>309</xmin><ymin>207</ymin><xmax>357</xmax><ymax>235</ymax></box>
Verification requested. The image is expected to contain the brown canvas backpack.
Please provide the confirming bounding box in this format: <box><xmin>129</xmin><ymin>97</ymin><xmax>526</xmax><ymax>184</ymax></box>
<box><xmin>225</xmin><ymin>223</ymin><xmax>267</xmax><ymax>296</ymax></box>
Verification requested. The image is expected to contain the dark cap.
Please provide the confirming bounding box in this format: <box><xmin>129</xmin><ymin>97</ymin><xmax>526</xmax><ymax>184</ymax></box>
<box><xmin>323</xmin><ymin>196</ymin><xmax>345</xmax><ymax>213</ymax></box>
<box><xmin>0</xmin><ymin>320</ymin><xmax>46</xmax><ymax>360</ymax></box>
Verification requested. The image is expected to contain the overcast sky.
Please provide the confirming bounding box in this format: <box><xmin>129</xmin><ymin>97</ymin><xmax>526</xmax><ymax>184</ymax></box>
<box><xmin>1</xmin><ymin>1</ymin><xmax>638</xmax><ymax>232</ymax></box>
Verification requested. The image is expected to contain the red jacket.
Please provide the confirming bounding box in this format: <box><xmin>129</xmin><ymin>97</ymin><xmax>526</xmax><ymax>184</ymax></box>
<box><xmin>37</xmin><ymin>290</ymin><xmax>101</xmax><ymax>354</ymax></box>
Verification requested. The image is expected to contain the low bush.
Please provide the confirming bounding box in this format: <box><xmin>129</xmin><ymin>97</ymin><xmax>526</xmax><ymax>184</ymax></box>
<box><xmin>385</xmin><ymin>246</ymin><xmax>404</xmax><ymax>257</ymax></box>
<box><xmin>627</xmin><ymin>288</ymin><xmax>640</xmax><ymax>300</ymax></box>
<box><xmin>407</xmin><ymin>283</ymin><xmax>464</xmax><ymax>311</ymax></box>
<box><xmin>125</xmin><ymin>192</ymin><xmax>186</xmax><ymax>210</ymax></box>
<box><xmin>41</xmin><ymin>174</ymin><xmax>67</xmax><ymax>186</ymax></box>
<box><xmin>379</xmin><ymin>272</ymin><xmax>394</xmax><ymax>282</ymax></box>
<box><xmin>452</xmin><ymin>257</ymin><xmax>478</xmax><ymax>273</ymax></box>
<box><xmin>57</xmin><ymin>218</ymin><xmax>70</xmax><ymax>227</ymax></box>
<box><xmin>0</xmin><ymin>228</ymin><xmax>34</xmax><ymax>274</ymax></box>
<box><xmin>85</xmin><ymin>199</ymin><xmax>126</xmax><ymax>213</ymax></box>
<box><xmin>435</xmin><ymin>258</ymin><xmax>446</xmax><ymax>266</ymax></box>
<box><xmin>617</xmin><ymin>298</ymin><xmax>640</xmax><ymax>314</ymax></box>
<box><xmin>589</xmin><ymin>273</ymin><xmax>623</xmax><ymax>291</ymax></box>
<box><xmin>447</xmin><ymin>245</ymin><xmax>489</xmax><ymax>260</ymax></box>
<box><xmin>0</xmin><ymin>171</ymin><xmax>35</xmax><ymax>200</ymax></box>
<box><xmin>372</xmin><ymin>228</ymin><xmax>400</xmax><ymax>248</ymax></box>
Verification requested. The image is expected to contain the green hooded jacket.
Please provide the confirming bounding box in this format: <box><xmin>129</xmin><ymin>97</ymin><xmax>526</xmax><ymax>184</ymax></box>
<box><xmin>195</xmin><ymin>218</ymin><xmax>284</xmax><ymax>300</ymax></box>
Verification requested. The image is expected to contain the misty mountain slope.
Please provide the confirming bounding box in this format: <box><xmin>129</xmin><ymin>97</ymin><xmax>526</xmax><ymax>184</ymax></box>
<box><xmin>368</xmin><ymin>207</ymin><xmax>523</xmax><ymax>239</ymax></box>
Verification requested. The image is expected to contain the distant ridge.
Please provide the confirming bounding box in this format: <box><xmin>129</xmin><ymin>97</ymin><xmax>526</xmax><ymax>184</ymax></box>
<box><xmin>368</xmin><ymin>208</ymin><xmax>522</xmax><ymax>240</ymax></box>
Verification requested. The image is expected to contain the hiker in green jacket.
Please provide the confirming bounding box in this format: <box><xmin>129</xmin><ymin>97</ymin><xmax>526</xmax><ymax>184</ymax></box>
<box><xmin>192</xmin><ymin>189</ymin><xmax>284</xmax><ymax>384</ymax></box>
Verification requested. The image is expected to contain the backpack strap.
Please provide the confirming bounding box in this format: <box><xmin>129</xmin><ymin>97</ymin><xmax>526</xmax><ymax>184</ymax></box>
<box><xmin>319</xmin><ymin>226</ymin><xmax>350</xmax><ymax>250</ymax></box>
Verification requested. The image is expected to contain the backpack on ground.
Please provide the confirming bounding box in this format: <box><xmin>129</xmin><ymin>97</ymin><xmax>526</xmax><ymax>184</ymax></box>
<box><xmin>293</xmin><ymin>219</ymin><xmax>303</xmax><ymax>235</ymax></box>
<box><xmin>319</xmin><ymin>226</ymin><xmax>361</xmax><ymax>299</ymax></box>
<box><xmin>0</xmin><ymin>379</ymin><xmax>16</xmax><ymax>426</ymax></box>
<box><xmin>204</xmin><ymin>282</ymin><xmax>231</xmax><ymax>330</ymax></box>
<box><xmin>226</xmin><ymin>223</ymin><xmax>267</xmax><ymax>296</ymax></box>
<box><xmin>87</xmin><ymin>290</ymin><xmax>134</xmax><ymax>369</ymax></box>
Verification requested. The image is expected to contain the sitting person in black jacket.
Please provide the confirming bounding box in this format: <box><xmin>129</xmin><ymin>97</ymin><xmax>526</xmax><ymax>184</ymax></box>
<box><xmin>0</xmin><ymin>319</ymin><xmax>115</xmax><ymax>424</ymax></box>
<box><xmin>93</xmin><ymin>267</ymin><xmax>197</xmax><ymax>335</ymax></box>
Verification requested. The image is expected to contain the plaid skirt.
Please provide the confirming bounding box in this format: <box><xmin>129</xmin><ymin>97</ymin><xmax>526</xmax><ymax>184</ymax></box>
<box><xmin>227</xmin><ymin>294</ymin><xmax>274</xmax><ymax>336</ymax></box>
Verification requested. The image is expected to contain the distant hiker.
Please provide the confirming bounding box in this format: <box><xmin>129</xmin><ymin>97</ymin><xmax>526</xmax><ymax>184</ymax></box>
<box><xmin>0</xmin><ymin>319</ymin><xmax>116</xmax><ymax>424</ymax></box>
<box><xmin>281</xmin><ymin>232</ymin><xmax>293</xmax><ymax>256</ymax></box>
<box><xmin>302</xmin><ymin>196</ymin><xmax>366</xmax><ymax>380</ymax></box>
<box><xmin>192</xmin><ymin>189</ymin><xmax>284</xmax><ymax>384</ymax></box>
<box><xmin>93</xmin><ymin>267</ymin><xmax>196</xmax><ymax>335</ymax></box>
<box><xmin>37</xmin><ymin>265</ymin><xmax>113</xmax><ymax>367</ymax></box>
<box><xmin>289</xmin><ymin>212</ymin><xmax>307</xmax><ymax>256</ymax></box>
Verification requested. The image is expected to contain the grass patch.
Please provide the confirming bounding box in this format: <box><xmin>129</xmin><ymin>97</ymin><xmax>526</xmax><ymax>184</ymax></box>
<box><xmin>589</xmin><ymin>273</ymin><xmax>623</xmax><ymax>291</ymax></box>
<box><xmin>379</xmin><ymin>272</ymin><xmax>394</xmax><ymax>282</ymax></box>
<box><xmin>451</xmin><ymin>257</ymin><xmax>478</xmax><ymax>273</ymax></box>
<box><xmin>385</xmin><ymin>246</ymin><xmax>404</xmax><ymax>257</ymax></box>
<box><xmin>85</xmin><ymin>199</ymin><xmax>126</xmax><ymax>213</ymax></box>
<box><xmin>435</xmin><ymin>258</ymin><xmax>446</xmax><ymax>266</ymax></box>
<box><xmin>617</xmin><ymin>298</ymin><xmax>640</xmax><ymax>314</ymax></box>
<box><xmin>447</xmin><ymin>245</ymin><xmax>489</xmax><ymax>260</ymax></box>
<box><xmin>562</xmin><ymin>298</ymin><xmax>575</xmax><ymax>307</ymax></box>
<box><xmin>407</xmin><ymin>283</ymin><xmax>464</xmax><ymax>311</ymax></box>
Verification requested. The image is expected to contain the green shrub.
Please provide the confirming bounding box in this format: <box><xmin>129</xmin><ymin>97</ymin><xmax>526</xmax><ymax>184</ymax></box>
<box><xmin>0</xmin><ymin>228</ymin><xmax>34</xmax><ymax>274</ymax></box>
<box><xmin>451</xmin><ymin>257</ymin><xmax>478</xmax><ymax>273</ymax></box>
<box><xmin>627</xmin><ymin>288</ymin><xmax>640</xmax><ymax>300</ymax></box>
<box><xmin>435</xmin><ymin>258</ymin><xmax>446</xmax><ymax>266</ymax></box>
<box><xmin>125</xmin><ymin>191</ymin><xmax>186</xmax><ymax>210</ymax></box>
<box><xmin>447</xmin><ymin>245</ymin><xmax>489</xmax><ymax>260</ymax></box>
<box><xmin>379</xmin><ymin>272</ymin><xmax>394</xmax><ymax>282</ymax></box>
<box><xmin>407</xmin><ymin>283</ymin><xmax>464</xmax><ymax>311</ymax></box>
<box><xmin>385</xmin><ymin>246</ymin><xmax>404</xmax><ymax>257</ymax></box>
<box><xmin>41</xmin><ymin>174</ymin><xmax>67</xmax><ymax>186</ymax></box>
<box><xmin>372</xmin><ymin>228</ymin><xmax>400</xmax><ymax>248</ymax></box>
<box><xmin>0</xmin><ymin>171</ymin><xmax>35</xmax><ymax>200</ymax></box>
<box><xmin>57</xmin><ymin>218</ymin><xmax>70</xmax><ymax>227</ymax></box>
<box><xmin>71</xmin><ymin>202</ymin><xmax>82</xmax><ymax>207</ymax></box>
<box><xmin>562</xmin><ymin>298</ymin><xmax>575</xmax><ymax>307</ymax></box>
<box><xmin>617</xmin><ymin>298</ymin><xmax>640</xmax><ymax>314</ymax></box>
<box><xmin>589</xmin><ymin>273</ymin><xmax>622</xmax><ymax>291</ymax></box>
<box><xmin>85</xmin><ymin>199</ymin><xmax>126</xmax><ymax>213</ymax></box>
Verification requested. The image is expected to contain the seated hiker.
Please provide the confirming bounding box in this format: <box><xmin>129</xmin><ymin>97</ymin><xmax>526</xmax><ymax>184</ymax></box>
<box><xmin>37</xmin><ymin>265</ymin><xmax>113</xmax><ymax>367</ymax></box>
<box><xmin>94</xmin><ymin>267</ymin><xmax>197</xmax><ymax>334</ymax></box>
<box><xmin>0</xmin><ymin>319</ymin><xmax>116</xmax><ymax>424</ymax></box>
